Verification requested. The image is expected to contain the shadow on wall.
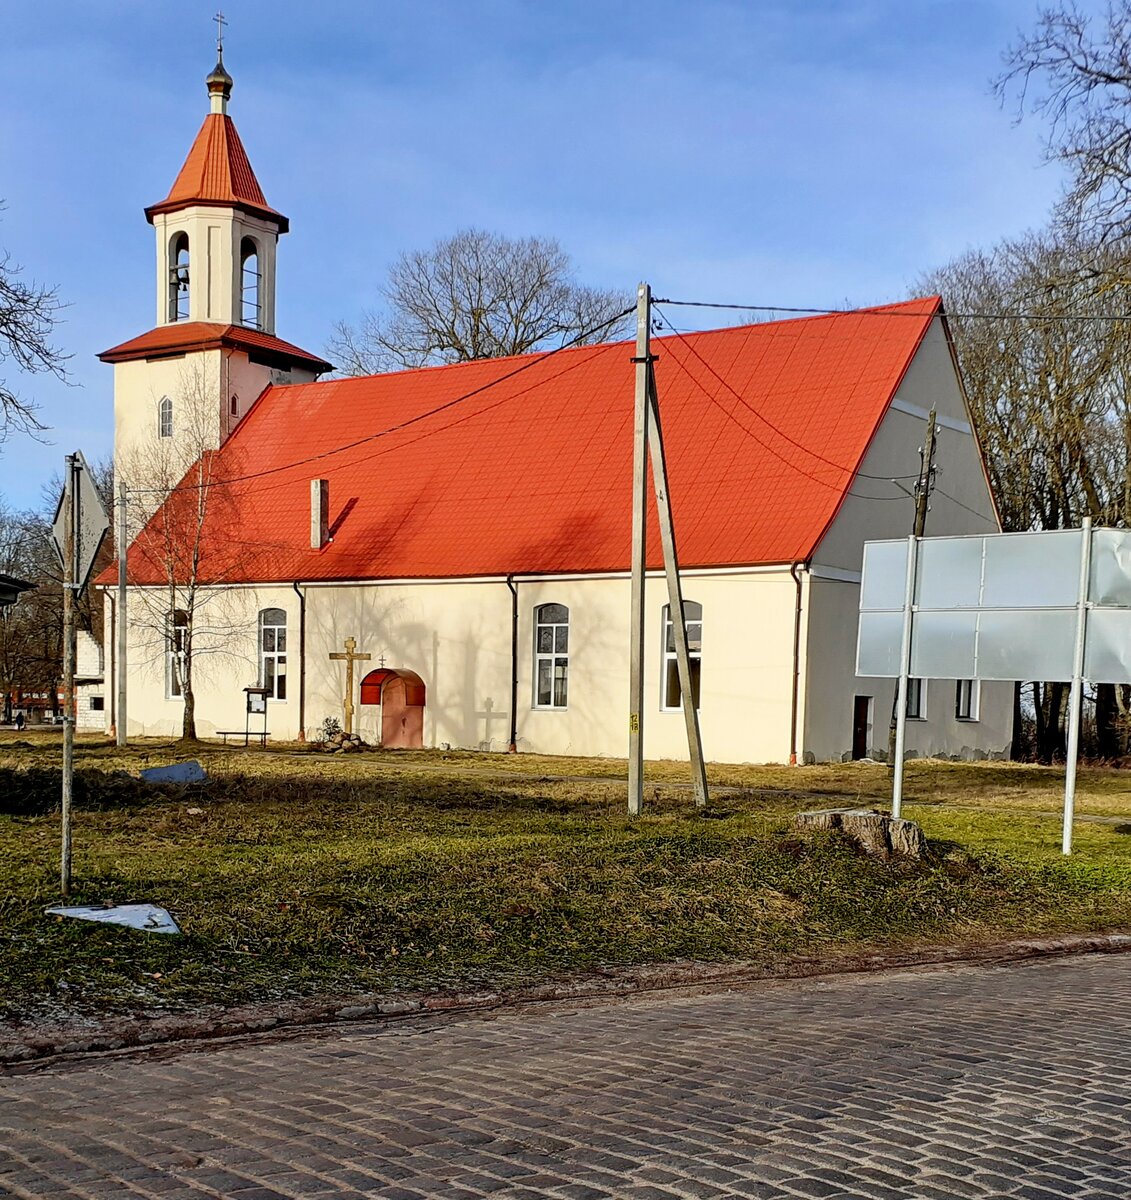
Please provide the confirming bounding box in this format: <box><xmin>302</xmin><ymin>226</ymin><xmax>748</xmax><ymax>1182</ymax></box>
<box><xmin>308</xmin><ymin>502</ymin><xmax>630</xmax><ymax>753</ymax></box>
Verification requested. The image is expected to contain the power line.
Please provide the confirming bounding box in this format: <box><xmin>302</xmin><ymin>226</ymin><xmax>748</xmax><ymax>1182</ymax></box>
<box><xmin>657</xmin><ymin>327</ymin><xmax>876</xmax><ymax>494</ymax></box>
<box><xmin>193</xmin><ymin>338</ymin><xmax>627</xmax><ymax>502</ymax></box>
<box><xmin>655</xmin><ymin>297</ymin><xmax>1131</xmax><ymax>323</ymax></box>
<box><xmin>126</xmin><ymin>306</ymin><xmax>635</xmax><ymax>498</ymax></box>
<box><xmin>935</xmin><ymin>486</ymin><xmax>999</xmax><ymax>527</ymax></box>
<box><xmin>653</xmin><ymin>304</ymin><xmax>920</xmax><ymax>483</ymax></box>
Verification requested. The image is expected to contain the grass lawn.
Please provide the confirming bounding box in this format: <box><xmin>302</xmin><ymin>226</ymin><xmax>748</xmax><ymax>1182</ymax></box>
<box><xmin>2</xmin><ymin>730</ymin><xmax>1130</xmax><ymax>1025</ymax></box>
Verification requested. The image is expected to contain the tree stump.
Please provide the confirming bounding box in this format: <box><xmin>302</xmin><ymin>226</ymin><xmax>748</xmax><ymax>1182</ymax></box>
<box><xmin>794</xmin><ymin>808</ymin><xmax>926</xmax><ymax>859</ymax></box>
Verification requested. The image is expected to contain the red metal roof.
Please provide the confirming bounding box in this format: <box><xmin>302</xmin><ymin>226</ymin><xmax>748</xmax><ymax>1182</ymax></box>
<box><xmin>118</xmin><ymin>299</ymin><xmax>941</xmax><ymax>586</ymax></box>
<box><xmin>99</xmin><ymin>322</ymin><xmax>331</xmax><ymax>373</ymax></box>
<box><xmin>145</xmin><ymin>113</ymin><xmax>288</xmax><ymax>230</ymax></box>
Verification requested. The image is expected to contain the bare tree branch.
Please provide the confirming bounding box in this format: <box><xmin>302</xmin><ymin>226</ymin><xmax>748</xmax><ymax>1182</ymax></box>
<box><xmin>0</xmin><ymin>203</ymin><xmax>69</xmax><ymax>443</ymax></box>
<box><xmin>997</xmin><ymin>3</ymin><xmax>1131</xmax><ymax>240</ymax></box>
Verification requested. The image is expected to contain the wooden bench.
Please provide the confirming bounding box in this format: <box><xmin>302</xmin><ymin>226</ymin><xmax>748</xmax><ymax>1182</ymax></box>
<box><xmin>216</xmin><ymin>730</ymin><xmax>270</xmax><ymax>747</ymax></box>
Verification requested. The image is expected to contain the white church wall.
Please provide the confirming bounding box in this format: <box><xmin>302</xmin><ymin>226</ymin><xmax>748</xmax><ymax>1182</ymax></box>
<box><xmin>802</xmin><ymin>574</ymin><xmax>1013</xmax><ymax>762</ymax></box>
<box><xmin>114</xmin><ymin>351</ymin><xmax>224</xmax><ymax>514</ymax></box>
<box><xmin>114</xmin><ymin>570</ymin><xmax>804</xmax><ymax>762</ymax></box>
<box><xmin>802</xmin><ymin>318</ymin><xmax>1011</xmax><ymax>761</ymax></box>
<box><xmin>116</xmin><ymin>583</ymin><xmax>266</xmax><ymax>739</ymax></box>
<box><xmin>813</xmin><ymin>320</ymin><xmax>997</xmax><ymax>573</ymax></box>
<box><xmin>513</xmin><ymin>572</ymin><xmax>797</xmax><ymax>762</ymax></box>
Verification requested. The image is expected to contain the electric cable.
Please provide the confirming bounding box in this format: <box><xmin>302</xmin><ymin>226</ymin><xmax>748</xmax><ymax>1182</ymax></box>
<box><xmin>655</xmin><ymin>297</ymin><xmax>1131</xmax><ymax>323</ymax></box>
<box><xmin>653</xmin><ymin>304</ymin><xmax>922</xmax><ymax>483</ymax></box>
<box><xmin>125</xmin><ymin>305</ymin><xmax>635</xmax><ymax>497</ymax></box>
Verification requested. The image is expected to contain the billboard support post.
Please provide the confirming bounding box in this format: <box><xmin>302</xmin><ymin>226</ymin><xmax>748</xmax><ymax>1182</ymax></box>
<box><xmin>891</xmin><ymin>534</ymin><xmax>919</xmax><ymax>820</ymax></box>
<box><xmin>1063</xmin><ymin>516</ymin><xmax>1094</xmax><ymax>857</ymax></box>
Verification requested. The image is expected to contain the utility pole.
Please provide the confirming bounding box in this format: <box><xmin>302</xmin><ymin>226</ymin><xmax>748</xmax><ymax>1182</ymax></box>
<box><xmin>627</xmin><ymin>282</ymin><xmax>710</xmax><ymax>813</ymax></box>
<box><xmin>61</xmin><ymin>454</ymin><xmax>77</xmax><ymax>898</ymax></box>
<box><xmin>646</xmin><ymin>368</ymin><xmax>709</xmax><ymax>808</ymax></box>
<box><xmin>887</xmin><ymin>406</ymin><xmax>938</xmax><ymax>770</ymax></box>
<box><xmin>116</xmin><ymin>482</ymin><xmax>128</xmax><ymax>746</ymax></box>
<box><xmin>628</xmin><ymin>284</ymin><xmax>650</xmax><ymax>817</ymax></box>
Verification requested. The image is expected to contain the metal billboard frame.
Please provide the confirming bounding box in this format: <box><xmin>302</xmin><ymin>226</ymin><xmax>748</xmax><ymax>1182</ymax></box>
<box><xmin>857</xmin><ymin>519</ymin><xmax>1115</xmax><ymax>855</ymax></box>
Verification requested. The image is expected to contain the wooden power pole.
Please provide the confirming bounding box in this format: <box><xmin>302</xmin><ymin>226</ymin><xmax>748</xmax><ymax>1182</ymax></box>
<box><xmin>886</xmin><ymin>406</ymin><xmax>937</xmax><ymax>769</ymax></box>
<box><xmin>627</xmin><ymin>282</ymin><xmax>709</xmax><ymax>814</ymax></box>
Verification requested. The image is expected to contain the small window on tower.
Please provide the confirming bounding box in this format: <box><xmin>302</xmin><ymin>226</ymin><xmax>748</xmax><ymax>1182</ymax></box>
<box><xmin>158</xmin><ymin>396</ymin><xmax>173</xmax><ymax>439</ymax></box>
<box><xmin>230</xmin><ymin>393</ymin><xmax>239</xmax><ymax>417</ymax></box>
<box><xmin>168</xmin><ymin>232</ymin><xmax>190</xmax><ymax>322</ymax></box>
<box><xmin>241</xmin><ymin>237</ymin><xmax>261</xmax><ymax>329</ymax></box>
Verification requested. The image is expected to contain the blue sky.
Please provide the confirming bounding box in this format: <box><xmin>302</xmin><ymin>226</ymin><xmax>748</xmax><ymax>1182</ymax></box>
<box><xmin>0</xmin><ymin>1</ymin><xmax>1087</xmax><ymax>507</ymax></box>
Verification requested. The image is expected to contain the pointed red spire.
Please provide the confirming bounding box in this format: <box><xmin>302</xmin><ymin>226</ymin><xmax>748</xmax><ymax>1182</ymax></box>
<box><xmin>145</xmin><ymin>54</ymin><xmax>288</xmax><ymax>231</ymax></box>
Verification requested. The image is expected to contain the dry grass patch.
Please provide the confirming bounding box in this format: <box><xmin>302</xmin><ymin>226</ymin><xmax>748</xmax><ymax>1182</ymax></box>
<box><xmin>1</xmin><ymin>734</ymin><xmax>1129</xmax><ymax>1024</ymax></box>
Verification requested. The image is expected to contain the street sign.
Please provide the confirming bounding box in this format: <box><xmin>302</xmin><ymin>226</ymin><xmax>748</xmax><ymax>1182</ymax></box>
<box><xmin>51</xmin><ymin>451</ymin><xmax>110</xmax><ymax>593</ymax></box>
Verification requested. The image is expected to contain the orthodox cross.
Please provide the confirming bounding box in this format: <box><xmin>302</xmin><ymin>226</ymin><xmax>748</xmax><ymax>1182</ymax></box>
<box><xmin>329</xmin><ymin>636</ymin><xmax>370</xmax><ymax>736</ymax></box>
<box><xmin>214</xmin><ymin>11</ymin><xmax>227</xmax><ymax>57</ymax></box>
<box><xmin>378</xmin><ymin>653</ymin><xmax>387</xmax><ymax>668</ymax></box>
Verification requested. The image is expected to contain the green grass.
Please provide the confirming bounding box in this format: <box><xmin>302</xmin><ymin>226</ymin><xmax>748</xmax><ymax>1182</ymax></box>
<box><xmin>2</xmin><ymin>732</ymin><xmax>1130</xmax><ymax>1024</ymax></box>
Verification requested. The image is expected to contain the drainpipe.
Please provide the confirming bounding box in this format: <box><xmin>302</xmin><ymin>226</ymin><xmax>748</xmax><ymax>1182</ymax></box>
<box><xmin>789</xmin><ymin>561</ymin><xmax>806</xmax><ymax>765</ymax></box>
<box><xmin>506</xmin><ymin>575</ymin><xmax>519</xmax><ymax>752</ymax></box>
<box><xmin>292</xmin><ymin>580</ymin><xmax>306</xmax><ymax>741</ymax></box>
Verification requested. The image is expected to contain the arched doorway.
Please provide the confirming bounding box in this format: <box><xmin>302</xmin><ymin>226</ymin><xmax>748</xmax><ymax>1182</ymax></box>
<box><xmin>359</xmin><ymin>668</ymin><xmax>426</xmax><ymax>749</ymax></box>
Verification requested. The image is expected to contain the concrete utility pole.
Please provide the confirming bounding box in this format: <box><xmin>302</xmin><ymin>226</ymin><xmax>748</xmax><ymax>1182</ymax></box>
<box><xmin>628</xmin><ymin>285</ymin><xmax>650</xmax><ymax>817</ymax></box>
<box><xmin>887</xmin><ymin>406</ymin><xmax>937</xmax><ymax>771</ymax></box>
<box><xmin>116</xmin><ymin>481</ymin><xmax>128</xmax><ymax>747</ymax></box>
<box><xmin>60</xmin><ymin>455</ymin><xmax>77</xmax><ymax>898</ymax></box>
<box><xmin>646</xmin><ymin>369</ymin><xmax>709</xmax><ymax>808</ymax></box>
<box><xmin>627</xmin><ymin>282</ymin><xmax>709</xmax><ymax>814</ymax></box>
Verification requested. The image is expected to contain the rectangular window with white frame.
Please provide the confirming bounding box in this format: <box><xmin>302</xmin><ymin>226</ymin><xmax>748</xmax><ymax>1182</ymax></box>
<box><xmin>661</xmin><ymin>601</ymin><xmax>702</xmax><ymax>710</ymax></box>
<box><xmin>259</xmin><ymin>607</ymin><xmax>288</xmax><ymax>700</ymax></box>
<box><xmin>534</xmin><ymin>603</ymin><xmax>569</xmax><ymax>709</ymax></box>
<box><xmin>905</xmin><ymin>677</ymin><xmax>925</xmax><ymax>720</ymax></box>
<box><xmin>955</xmin><ymin>678</ymin><xmax>979</xmax><ymax>721</ymax></box>
<box><xmin>166</xmin><ymin>609</ymin><xmax>188</xmax><ymax>699</ymax></box>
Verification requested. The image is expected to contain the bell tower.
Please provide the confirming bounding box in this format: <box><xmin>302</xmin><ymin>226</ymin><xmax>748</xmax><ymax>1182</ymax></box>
<box><xmin>100</xmin><ymin>36</ymin><xmax>330</xmax><ymax>514</ymax></box>
<box><xmin>144</xmin><ymin>47</ymin><xmax>285</xmax><ymax>334</ymax></box>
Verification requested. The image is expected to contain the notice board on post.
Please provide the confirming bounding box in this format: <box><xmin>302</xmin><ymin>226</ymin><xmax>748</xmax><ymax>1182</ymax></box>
<box><xmin>857</xmin><ymin>527</ymin><xmax>1131</xmax><ymax>685</ymax></box>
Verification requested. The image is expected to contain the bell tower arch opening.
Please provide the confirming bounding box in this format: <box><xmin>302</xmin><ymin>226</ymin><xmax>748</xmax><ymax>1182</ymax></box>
<box><xmin>168</xmin><ymin>233</ymin><xmax>190</xmax><ymax>322</ymax></box>
<box><xmin>240</xmin><ymin>237</ymin><xmax>261</xmax><ymax>329</ymax></box>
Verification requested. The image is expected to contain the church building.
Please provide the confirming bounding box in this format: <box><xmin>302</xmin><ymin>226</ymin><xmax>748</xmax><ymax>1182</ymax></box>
<box><xmin>98</xmin><ymin>53</ymin><xmax>1012</xmax><ymax>764</ymax></box>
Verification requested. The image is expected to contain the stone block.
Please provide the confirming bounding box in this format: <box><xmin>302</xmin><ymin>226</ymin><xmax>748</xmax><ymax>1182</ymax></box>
<box><xmin>140</xmin><ymin>760</ymin><xmax>207</xmax><ymax>785</ymax></box>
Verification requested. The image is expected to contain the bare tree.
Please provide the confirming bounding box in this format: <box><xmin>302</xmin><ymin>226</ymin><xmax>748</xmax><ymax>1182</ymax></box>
<box><xmin>328</xmin><ymin>228</ymin><xmax>629</xmax><ymax>375</ymax></box>
<box><xmin>120</xmin><ymin>367</ymin><xmax>251</xmax><ymax>740</ymax></box>
<box><xmin>0</xmin><ymin>206</ymin><xmax>67</xmax><ymax>443</ymax></box>
<box><xmin>0</xmin><ymin>466</ymin><xmax>113</xmax><ymax>724</ymax></box>
<box><xmin>920</xmin><ymin>223</ymin><xmax>1131</xmax><ymax>759</ymax></box>
<box><xmin>998</xmin><ymin>3</ymin><xmax>1131</xmax><ymax>241</ymax></box>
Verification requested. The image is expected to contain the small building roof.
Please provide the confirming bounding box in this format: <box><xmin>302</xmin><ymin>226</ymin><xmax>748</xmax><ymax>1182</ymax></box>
<box><xmin>144</xmin><ymin>112</ymin><xmax>288</xmax><ymax>231</ymax></box>
<box><xmin>117</xmin><ymin>298</ymin><xmax>944</xmax><ymax>586</ymax></box>
<box><xmin>0</xmin><ymin>574</ymin><xmax>36</xmax><ymax>608</ymax></box>
<box><xmin>98</xmin><ymin>322</ymin><xmax>331</xmax><ymax>374</ymax></box>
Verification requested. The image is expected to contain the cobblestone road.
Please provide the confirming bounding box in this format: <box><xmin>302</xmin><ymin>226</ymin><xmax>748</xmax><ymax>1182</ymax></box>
<box><xmin>2</xmin><ymin>954</ymin><xmax>1130</xmax><ymax>1199</ymax></box>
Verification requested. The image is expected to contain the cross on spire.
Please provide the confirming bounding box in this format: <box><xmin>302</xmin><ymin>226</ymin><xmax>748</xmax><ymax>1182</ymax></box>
<box><xmin>214</xmin><ymin>11</ymin><xmax>227</xmax><ymax>61</ymax></box>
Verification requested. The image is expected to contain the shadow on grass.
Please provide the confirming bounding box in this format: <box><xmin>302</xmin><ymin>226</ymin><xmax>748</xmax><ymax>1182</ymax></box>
<box><xmin>0</xmin><ymin>761</ymin><xmax>625</xmax><ymax>822</ymax></box>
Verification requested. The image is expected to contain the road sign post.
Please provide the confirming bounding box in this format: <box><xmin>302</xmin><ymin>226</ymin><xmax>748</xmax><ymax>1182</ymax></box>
<box><xmin>51</xmin><ymin>452</ymin><xmax>110</xmax><ymax>897</ymax></box>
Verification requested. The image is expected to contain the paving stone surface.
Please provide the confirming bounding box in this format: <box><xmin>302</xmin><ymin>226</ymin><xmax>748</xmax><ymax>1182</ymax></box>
<box><xmin>1</xmin><ymin>953</ymin><xmax>1129</xmax><ymax>1198</ymax></box>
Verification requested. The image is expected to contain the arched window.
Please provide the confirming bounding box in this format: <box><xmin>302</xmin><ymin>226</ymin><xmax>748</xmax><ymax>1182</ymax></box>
<box><xmin>230</xmin><ymin>393</ymin><xmax>239</xmax><ymax>418</ymax></box>
<box><xmin>166</xmin><ymin>609</ymin><xmax>188</xmax><ymax>698</ymax></box>
<box><xmin>534</xmin><ymin>603</ymin><xmax>568</xmax><ymax>709</ymax></box>
<box><xmin>168</xmin><ymin>233</ymin><xmax>190</xmax><ymax>322</ymax></box>
<box><xmin>661</xmin><ymin>600</ymin><xmax>702</xmax><ymax>710</ymax></box>
<box><xmin>158</xmin><ymin>396</ymin><xmax>173</xmax><ymax>438</ymax></box>
<box><xmin>259</xmin><ymin>608</ymin><xmax>287</xmax><ymax>700</ymax></box>
<box><xmin>241</xmin><ymin>237</ymin><xmax>261</xmax><ymax>329</ymax></box>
